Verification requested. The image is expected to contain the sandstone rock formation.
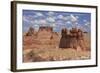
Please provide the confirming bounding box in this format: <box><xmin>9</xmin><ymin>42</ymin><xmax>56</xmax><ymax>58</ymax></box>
<box><xmin>70</xmin><ymin>28</ymin><xmax>78</xmax><ymax>49</ymax></box>
<box><xmin>24</xmin><ymin>26</ymin><xmax>60</xmax><ymax>49</ymax></box>
<box><xmin>26</xmin><ymin>27</ymin><xmax>34</xmax><ymax>36</ymax></box>
<box><xmin>77</xmin><ymin>29</ymin><xmax>86</xmax><ymax>50</ymax></box>
<box><xmin>24</xmin><ymin>26</ymin><xmax>88</xmax><ymax>51</ymax></box>
<box><xmin>59</xmin><ymin>28</ymin><xmax>87</xmax><ymax>50</ymax></box>
<box><xmin>59</xmin><ymin>28</ymin><xmax>71</xmax><ymax>48</ymax></box>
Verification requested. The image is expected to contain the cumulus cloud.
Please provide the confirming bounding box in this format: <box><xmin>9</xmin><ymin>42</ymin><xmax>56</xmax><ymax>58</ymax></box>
<box><xmin>83</xmin><ymin>19</ymin><xmax>87</xmax><ymax>22</ymax></box>
<box><xmin>30</xmin><ymin>20</ymin><xmax>39</xmax><ymax>25</ymax></box>
<box><xmin>76</xmin><ymin>16</ymin><xmax>79</xmax><ymax>19</ymax></box>
<box><xmin>35</xmin><ymin>12</ymin><xmax>44</xmax><ymax>17</ymax></box>
<box><xmin>39</xmin><ymin>19</ymin><xmax>47</xmax><ymax>24</ymax></box>
<box><xmin>84</xmin><ymin>21</ymin><xmax>90</xmax><ymax>28</ymax></box>
<box><xmin>47</xmin><ymin>11</ymin><xmax>55</xmax><ymax>16</ymax></box>
<box><xmin>46</xmin><ymin>17</ymin><xmax>55</xmax><ymax>23</ymax></box>
<box><xmin>70</xmin><ymin>14</ymin><xmax>78</xmax><ymax>22</ymax></box>
<box><xmin>66</xmin><ymin>21</ymin><xmax>71</xmax><ymax>24</ymax></box>
<box><xmin>23</xmin><ymin>15</ymin><xmax>33</xmax><ymax>26</ymax></box>
<box><xmin>32</xmin><ymin>19</ymin><xmax>47</xmax><ymax>25</ymax></box>
<box><xmin>56</xmin><ymin>20</ymin><xmax>65</xmax><ymax>25</ymax></box>
<box><xmin>23</xmin><ymin>10</ymin><xmax>91</xmax><ymax>33</ymax></box>
<box><xmin>57</xmin><ymin>15</ymin><xmax>64</xmax><ymax>19</ymax></box>
<box><xmin>23</xmin><ymin>16</ymin><xmax>29</xmax><ymax>23</ymax></box>
<box><xmin>63</xmin><ymin>16</ymin><xmax>70</xmax><ymax>21</ymax></box>
<box><xmin>27</xmin><ymin>15</ymin><xmax>34</xmax><ymax>20</ymax></box>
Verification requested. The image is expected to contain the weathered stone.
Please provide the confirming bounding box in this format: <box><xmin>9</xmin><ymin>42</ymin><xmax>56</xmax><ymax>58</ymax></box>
<box><xmin>77</xmin><ymin>29</ymin><xmax>86</xmax><ymax>50</ymax></box>
<box><xmin>26</xmin><ymin>27</ymin><xmax>34</xmax><ymax>36</ymax></box>
<box><xmin>59</xmin><ymin>28</ymin><xmax>70</xmax><ymax>48</ymax></box>
<box><xmin>69</xmin><ymin>28</ymin><xmax>78</xmax><ymax>49</ymax></box>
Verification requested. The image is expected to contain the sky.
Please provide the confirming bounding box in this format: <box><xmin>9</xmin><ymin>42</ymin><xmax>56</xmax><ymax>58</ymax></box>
<box><xmin>23</xmin><ymin>10</ymin><xmax>91</xmax><ymax>33</ymax></box>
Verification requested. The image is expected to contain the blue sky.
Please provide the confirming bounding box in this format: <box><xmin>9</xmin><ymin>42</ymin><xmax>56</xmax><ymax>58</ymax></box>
<box><xmin>23</xmin><ymin>10</ymin><xmax>91</xmax><ymax>32</ymax></box>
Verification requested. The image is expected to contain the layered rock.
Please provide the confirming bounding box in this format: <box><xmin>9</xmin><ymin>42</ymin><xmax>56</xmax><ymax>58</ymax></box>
<box><xmin>24</xmin><ymin>26</ymin><xmax>60</xmax><ymax>49</ymax></box>
<box><xmin>59</xmin><ymin>28</ymin><xmax>87</xmax><ymax>50</ymax></box>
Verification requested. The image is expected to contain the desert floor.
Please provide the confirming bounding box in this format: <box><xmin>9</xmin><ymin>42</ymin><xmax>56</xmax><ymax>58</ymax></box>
<box><xmin>23</xmin><ymin>47</ymin><xmax>90</xmax><ymax>62</ymax></box>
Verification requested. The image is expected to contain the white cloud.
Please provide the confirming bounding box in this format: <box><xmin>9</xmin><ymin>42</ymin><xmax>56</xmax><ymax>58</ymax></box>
<box><xmin>36</xmin><ymin>12</ymin><xmax>44</xmax><ymax>17</ymax></box>
<box><xmin>32</xmin><ymin>19</ymin><xmax>47</xmax><ymax>25</ymax></box>
<box><xmin>23</xmin><ymin>15</ymin><xmax>36</xmax><ymax>24</ymax></box>
<box><xmin>23</xmin><ymin>15</ymin><xmax>32</xmax><ymax>25</ymax></box>
<box><xmin>76</xmin><ymin>16</ymin><xmax>79</xmax><ymax>19</ymax></box>
<box><xmin>30</xmin><ymin>19</ymin><xmax>47</xmax><ymax>27</ymax></box>
<box><xmin>56</xmin><ymin>20</ymin><xmax>65</xmax><ymax>25</ymax></box>
<box><xmin>84</xmin><ymin>22</ymin><xmax>90</xmax><ymax>27</ymax></box>
<box><xmin>32</xmin><ymin>20</ymin><xmax>39</xmax><ymax>24</ymax></box>
<box><xmin>70</xmin><ymin>14</ymin><xmax>78</xmax><ymax>22</ymax></box>
<box><xmin>27</xmin><ymin>15</ymin><xmax>34</xmax><ymax>20</ymax></box>
<box><xmin>83</xmin><ymin>19</ymin><xmax>87</xmax><ymax>22</ymax></box>
<box><xmin>23</xmin><ymin>16</ymin><xmax>29</xmax><ymax>22</ymax></box>
<box><xmin>47</xmin><ymin>11</ymin><xmax>55</xmax><ymax>16</ymax></box>
<box><xmin>66</xmin><ymin>21</ymin><xmax>71</xmax><ymax>24</ymax></box>
<box><xmin>57</xmin><ymin>15</ymin><xmax>64</xmax><ymax>19</ymax></box>
<box><xmin>34</xmin><ymin>20</ymin><xmax>38</xmax><ymax>24</ymax></box>
<box><xmin>39</xmin><ymin>19</ymin><xmax>47</xmax><ymax>24</ymax></box>
<box><xmin>63</xmin><ymin>16</ymin><xmax>70</xmax><ymax>21</ymax></box>
<box><xmin>46</xmin><ymin>17</ymin><xmax>55</xmax><ymax>23</ymax></box>
<box><xmin>33</xmin><ymin>15</ymin><xmax>38</xmax><ymax>18</ymax></box>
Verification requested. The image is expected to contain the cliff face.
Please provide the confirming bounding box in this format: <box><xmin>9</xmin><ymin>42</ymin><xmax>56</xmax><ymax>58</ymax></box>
<box><xmin>39</xmin><ymin>26</ymin><xmax>53</xmax><ymax>32</ymax></box>
<box><xmin>59</xmin><ymin>28</ymin><xmax>90</xmax><ymax>50</ymax></box>
<box><xmin>37</xmin><ymin>26</ymin><xmax>53</xmax><ymax>39</ymax></box>
<box><xmin>23</xmin><ymin>26</ymin><xmax>60</xmax><ymax>50</ymax></box>
<box><xmin>23</xmin><ymin>27</ymin><xmax>90</xmax><ymax>51</ymax></box>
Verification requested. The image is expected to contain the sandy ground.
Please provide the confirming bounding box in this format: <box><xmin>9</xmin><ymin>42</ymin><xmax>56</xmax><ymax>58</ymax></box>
<box><xmin>23</xmin><ymin>48</ymin><xmax>90</xmax><ymax>62</ymax></box>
